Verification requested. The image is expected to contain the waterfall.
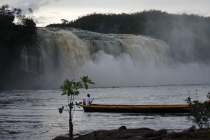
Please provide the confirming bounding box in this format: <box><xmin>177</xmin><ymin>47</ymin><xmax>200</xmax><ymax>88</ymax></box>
<box><xmin>20</xmin><ymin>27</ymin><xmax>210</xmax><ymax>89</ymax></box>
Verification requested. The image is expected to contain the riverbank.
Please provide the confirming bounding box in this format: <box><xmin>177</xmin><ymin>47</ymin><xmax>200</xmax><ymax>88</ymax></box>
<box><xmin>53</xmin><ymin>126</ymin><xmax>210</xmax><ymax>140</ymax></box>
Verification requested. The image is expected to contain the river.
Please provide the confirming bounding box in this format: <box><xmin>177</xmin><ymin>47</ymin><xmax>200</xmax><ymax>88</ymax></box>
<box><xmin>0</xmin><ymin>84</ymin><xmax>209</xmax><ymax>140</ymax></box>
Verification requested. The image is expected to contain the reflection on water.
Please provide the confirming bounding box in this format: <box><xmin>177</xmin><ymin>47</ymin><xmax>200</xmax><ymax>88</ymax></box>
<box><xmin>0</xmin><ymin>85</ymin><xmax>209</xmax><ymax>140</ymax></box>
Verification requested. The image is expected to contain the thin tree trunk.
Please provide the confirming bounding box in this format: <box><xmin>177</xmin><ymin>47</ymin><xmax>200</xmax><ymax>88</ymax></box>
<box><xmin>69</xmin><ymin>109</ymin><xmax>73</xmax><ymax>137</ymax></box>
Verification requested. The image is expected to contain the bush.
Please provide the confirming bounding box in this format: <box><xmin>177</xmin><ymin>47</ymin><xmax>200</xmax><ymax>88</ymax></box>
<box><xmin>186</xmin><ymin>92</ymin><xmax>210</xmax><ymax>129</ymax></box>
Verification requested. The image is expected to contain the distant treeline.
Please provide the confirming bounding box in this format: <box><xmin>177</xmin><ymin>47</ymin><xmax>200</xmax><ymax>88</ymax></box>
<box><xmin>47</xmin><ymin>10</ymin><xmax>210</xmax><ymax>64</ymax></box>
<box><xmin>0</xmin><ymin>4</ymin><xmax>36</xmax><ymax>89</ymax></box>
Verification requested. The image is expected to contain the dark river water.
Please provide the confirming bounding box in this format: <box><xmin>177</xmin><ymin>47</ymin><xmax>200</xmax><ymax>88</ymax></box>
<box><xmin>0</xmin><ymin>85</ymin><xmax>209</xmax><ymax>140</ymax></box>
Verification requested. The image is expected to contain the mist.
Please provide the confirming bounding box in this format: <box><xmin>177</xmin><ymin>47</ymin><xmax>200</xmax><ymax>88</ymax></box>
<box><xmin>76</xmin><ymin>51</ymin><xmax>210</xmax><ymax>87</ymax></box>
<box><xmin>19</xmin><ymin>28</ymin><xmax>210</xmax><ymax>89</ymax></box>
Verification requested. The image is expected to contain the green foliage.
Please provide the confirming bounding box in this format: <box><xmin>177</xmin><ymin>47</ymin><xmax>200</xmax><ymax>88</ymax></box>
<box><xmin>81</xmin><ymin>76</ymin><xmax>95</xmax><ymax>89</ymax></box>
<box><xmin>59</xmin><ymin>76</ymin><xmax>94</xmax><ymax>112</ymax></box>
<box><xmin>186</xmin><ymin>92</ymin><xmax>210</xmax><ymax>129</ymax></box>
<box><xmin>59</xmin><ymin>76</ymin><xmax>94</xmax><ymax>137</ymax></box>
<box><xmin>59</xmin><ymin>106</ymin><xmax>64</xmax><ymax>113</ymax></box>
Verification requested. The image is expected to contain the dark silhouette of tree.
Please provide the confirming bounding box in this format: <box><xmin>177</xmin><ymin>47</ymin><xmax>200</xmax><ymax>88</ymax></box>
<box><xmin>0</xmin><ymin>4</ymin><xmax>37</xmax><ymax>89</ymax></box>
<box><xmin>61</xmin><ymin>19</ymin><xmax>69</xmax><ymax>24</ymax></box>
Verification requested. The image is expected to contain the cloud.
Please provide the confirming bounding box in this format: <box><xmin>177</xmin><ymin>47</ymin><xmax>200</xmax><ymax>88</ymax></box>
<box><xmin>13</xmin><ymin>0</ymin><xmax>58</xmax><ymax>14</ymax></box>
<box><xmin>35</xmin><ymin>16</ymin><xmax>54</xmax><ymax>26</ymax></box>
<box><xmin>36</xmin><ymin>16</ymin><xmax>47</xmax><ymax>21</ymax></box>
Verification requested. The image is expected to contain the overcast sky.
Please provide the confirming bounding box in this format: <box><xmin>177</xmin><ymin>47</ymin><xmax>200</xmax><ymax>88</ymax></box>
<box><xmin>1</xmin><ymin>0</ymin><xmax>210</xmax><ymax>27</ymax></box>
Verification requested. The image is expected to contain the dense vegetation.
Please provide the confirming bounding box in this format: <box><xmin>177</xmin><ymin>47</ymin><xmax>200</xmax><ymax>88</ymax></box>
<box><xmin>186</xmin><ymin>92</ymin><xmax>210</xmax><ymax>129</ymax></box>
<box><xmin>0</xmin><ymin>4</ymin><xmax>36</xmax><ymax>89</ymax></box>
<box><xmin>47</xmin><ymin>10</ymin><xmax>210</xmax><ymax>64</ymax></box>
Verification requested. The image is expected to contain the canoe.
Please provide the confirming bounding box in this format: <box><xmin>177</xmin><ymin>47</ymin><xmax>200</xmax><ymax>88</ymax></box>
<box><xmin>82</xmin><ymin>104</ymin><xmax>189</xmax><ymax>113</ymax></box>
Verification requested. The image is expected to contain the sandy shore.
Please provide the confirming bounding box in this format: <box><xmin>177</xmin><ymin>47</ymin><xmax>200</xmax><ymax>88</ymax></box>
<box><xmin>53</xmin><ymin>126</ymin><xmax>210</xmax><ymax>140</ymax></box>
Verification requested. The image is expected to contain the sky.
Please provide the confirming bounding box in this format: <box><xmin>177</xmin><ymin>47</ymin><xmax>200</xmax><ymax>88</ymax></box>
<box><xmin>1</xmin><ymin>0</ymin><xmax>210</xmax><ymax>27</ymax></box>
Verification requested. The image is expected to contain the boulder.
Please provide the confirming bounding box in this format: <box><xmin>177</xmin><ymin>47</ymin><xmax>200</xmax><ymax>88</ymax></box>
<box><xmin>153</xmin><ymin>129</ymin><xmax>167</xmax><ymax>137</ymax></box>
<box><xmin>52</xmin><ymin>136</ymin><xmax>72</xmax><ymax>140</ymax></box>
<box><xmin>183</xmin><ymin>126</ymin><xmax>196</xmax><ymax>132</ymax></box>
<box><xmin>119</xmin><ymin>126</ymin><xmax>127</xmax><ymax>130</ymax></box>
<box><xmin>143</xmin><ymin>131</ymin><xmax>154</xmax><ymax>137</ymax></box>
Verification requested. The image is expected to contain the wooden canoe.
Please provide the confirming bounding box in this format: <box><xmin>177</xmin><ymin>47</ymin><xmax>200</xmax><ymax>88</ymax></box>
<box><xmin>82</xmin><ymin>104</ymin><xmax>189</xmax><ymax>113</ymax></box>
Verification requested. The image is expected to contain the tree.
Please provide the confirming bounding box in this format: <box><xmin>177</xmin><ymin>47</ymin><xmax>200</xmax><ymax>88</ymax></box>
<box><xmin>0</xmin><ymin>4</ymin><xmax>37</xmax><ymax>89</ymax></box>
<box><xmin>59</xmin><ymin>76</ymin><xmax>95</xmax><ymax>137</ymax></box>
<box><xmin>186</xmin><ymin>92</ymin><xmax>210</xmax><ymax>129</ymax></box>
<box><xmin>61</xmin><ymin>19</ymin><xmax>69</xmax><ymax>24</ymax></box>
<box><xmin>0</xmin><ymin>4</ymin><xmax>36</xmax><ymax>44</ymax></box>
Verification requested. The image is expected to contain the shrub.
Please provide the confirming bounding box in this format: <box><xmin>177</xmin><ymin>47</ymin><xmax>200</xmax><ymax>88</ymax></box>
<box><xmin>186</xmin><ymin>92</ymin><xmax>210</xmax><ymax>129</ymax></box>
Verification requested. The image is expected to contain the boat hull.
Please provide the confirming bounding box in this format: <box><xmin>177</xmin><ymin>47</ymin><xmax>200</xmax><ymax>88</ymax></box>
<box><xmin>82</xmin><ymin>104</ymin><xmax>189</xmax><ymax>113</ymax></box>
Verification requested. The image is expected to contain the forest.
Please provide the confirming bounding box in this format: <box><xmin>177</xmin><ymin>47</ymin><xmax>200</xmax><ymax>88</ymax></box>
<box><xmin>0</xmin><ymin>4</ymin><xmax>37</xmax><ymax>89</ymax></box>
<box><xmin>47</xmin><ymin>10</ymin><xmax>210</xmax><ymax>64</ymax></box>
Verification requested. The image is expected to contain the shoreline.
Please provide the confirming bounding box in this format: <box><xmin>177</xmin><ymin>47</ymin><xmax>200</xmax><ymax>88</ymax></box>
<box><xmin>53</xmin><ymin>126</ymin><xmax>210</xmax><ymax>140</ymax></box>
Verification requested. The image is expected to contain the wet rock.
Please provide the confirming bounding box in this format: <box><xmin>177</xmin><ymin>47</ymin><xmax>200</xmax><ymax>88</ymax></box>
<box><xmin>137</xmin><ymin>127</ymin><xmax>155</xmax><ymax>131</ymax></box>
<box><xmin>153</xmin><ymin>129</ymin><xmax>167</xmax><ymax>137</ymax></box>
<box><xmin>52</xmin><ymin>136</ymin><xmax>72</xmax><ymax>140</ymax></box>
<box><xmin>119</xmin><ymin>126</ymin><xmax>127</xmax><ymax>130</ymax></box>
<box><xmin>183</xmin><ymin>126</ymin><xmax>196</xmax><ymax>132</ymax></box>
<box><xmin>143</xmin><ymin>131</ymin><xmax>154</xmax><ymax>137</ymax></box>
<box><xmin>166</xmin><ymin>132</ymin><xmax>180</xmax><ymax>138</ymax></box>
<box><xmin>149</xmin><ymin>136</ymin><xmax>164</xmax><ymax>140</ymax></box>
<box><xmin>115</xmin><ymin>134</ymin><xmax>132</xmax><ymax>139</ymax></box>
<box><xmin>54</xmin><ymin>128</ymin><xmax>210</xmax><ymax>140</ymax></box>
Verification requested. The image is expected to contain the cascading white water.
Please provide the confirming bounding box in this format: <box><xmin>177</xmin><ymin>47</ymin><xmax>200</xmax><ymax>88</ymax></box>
<box><xmin>53</xmin><ymin>30</ymin><xmax>90</xmax><ymax>73</ymax></box>
<box><xmin>21</xmin><ymin>27</ymin><xmax>210</xmax><ymax>88</ymax></box>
